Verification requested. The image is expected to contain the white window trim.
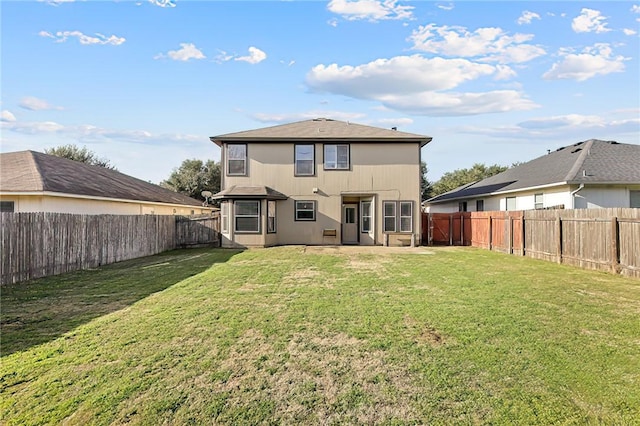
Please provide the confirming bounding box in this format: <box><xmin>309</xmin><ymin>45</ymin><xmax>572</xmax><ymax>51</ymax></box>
<box><xmin>324</xmin><ymin>144</ymin><xmax>350</xmax><ymax>170</ymax></box>
<box><xmin>221</xmin><ymin>201</ymin><xmax>229</xmax><ymax>233</ymax></box>
<box><xmin>399</xmin><ymin>201</ymin><xmax>413</xmax><ymax>233</ymax></box>
<box><xmin>383</xmin><ymin>201</ymin><xmax>396</xmax><ymax>233</ymax></box>
<box><xmin>534</xmin><ymin>193</ymin><xmax>544</xmax><ymax>210</ymax></box>
<box><xmin>267</xmin><ymin>201</ymin><xmax>277</xmax><ymax>233</ymax></box>
<box><xmin>361</xmin><ymin>200</ymin><xmax>372</xmax><ymax>233</ymax></box>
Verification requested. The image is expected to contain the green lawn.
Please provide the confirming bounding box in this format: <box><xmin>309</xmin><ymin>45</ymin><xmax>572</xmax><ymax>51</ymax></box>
<box><xmin>1</xmin><ymin>246</ymin><xmax>639</xmax><ymax>425</ymax></box>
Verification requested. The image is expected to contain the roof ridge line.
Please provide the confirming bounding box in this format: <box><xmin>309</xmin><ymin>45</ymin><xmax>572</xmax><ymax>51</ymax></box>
<box><xmin>563</xmin><ymin>139</ymin><xmax>594</xmax><ymax>182</ymax></box>
<box><xmin>28</xmin><ymin>151</ymin><xmax>46</xmax><ymax>191</ymax></box>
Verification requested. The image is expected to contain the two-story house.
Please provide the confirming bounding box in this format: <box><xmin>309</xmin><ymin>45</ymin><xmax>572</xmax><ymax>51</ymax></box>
<box><xmin>210</xmin><ymin>118</ymin><xmax>432</xmax><ymax>248</ymax></box>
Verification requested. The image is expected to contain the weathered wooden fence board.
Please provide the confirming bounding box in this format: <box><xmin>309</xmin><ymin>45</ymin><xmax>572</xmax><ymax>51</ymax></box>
<box><xmin>0</xmin><ymin>213</ymin><xmax>196</xmax><ymax>285</ymax></box>
<box><xmin>427</xmin><ymin>208</ymin><xmax>639</xmax><ymax>278</ymax></box>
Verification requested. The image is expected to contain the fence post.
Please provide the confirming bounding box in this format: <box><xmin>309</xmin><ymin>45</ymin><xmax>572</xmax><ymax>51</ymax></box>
<box><xmin>611</xmin><ymin>217</ymin><xmax>620</xmax><ymax>274</ymax></box>
<box><xmin>488</xmin><ymin>215</ymin><xmax>493</xmax><ymax>251</ymax></box>
<box><xmin>521</xmin><ymin>214</ymin><xmax>526</xmax><ymax>256</ymax></box>
<box><xmin>461</xmin><ymin>214</ymin><xmax>464</xmax><ymax>245</ymax></box>
<box><xmin>556</xmin><ymin>216</ymin><xmax>562</xmax><ymax>264</ymax></box>
<box><xmin>449</xmin><ymin>214</ymin><xmax>453</xmax><ymax>246</ymax></box>
<box><xmin>508</xmin><ymin>216</ymin><xmax>513</xmax><ymax>254</ymax></box>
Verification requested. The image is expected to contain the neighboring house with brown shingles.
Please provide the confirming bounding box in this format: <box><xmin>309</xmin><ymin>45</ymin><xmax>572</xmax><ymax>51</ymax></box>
<box><xmin>425</xmin><ymin>140</ymin><xmax>640</xmax><ymax>213</ymax></box>
<box><xmin>0</xmin><ymin>150</ymin><xmax>214</xmax><ymax>215</ymax></box>
<box><xmin>210</xmin><ymin>118</ymin><xmax>432</xmax><ymax>248</ymax></box>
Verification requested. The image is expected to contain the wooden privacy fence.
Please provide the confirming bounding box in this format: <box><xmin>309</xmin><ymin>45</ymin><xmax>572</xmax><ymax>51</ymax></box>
<box><xmin>175</xmin><ymin>214</ymin><xmax>221</xmax><ymax>247</ymax></box>
<box><xmin>1</xmin><ymin>212</ymin><xmax>221</xmax><ymax>285</ymax></box>
<box><xmin>424</xmin><ymin>208</ymin><xmax>639</xmax><ymax>278</ymax></box>
<box><xmin>422</xmin><ymin>212</ymin><xmax>471</xmax><ymax>246</ymax></box>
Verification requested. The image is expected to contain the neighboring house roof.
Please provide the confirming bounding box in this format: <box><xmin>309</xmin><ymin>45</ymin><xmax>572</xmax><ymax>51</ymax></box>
<box><xmin>212</xmin><ymin>185</ymin><xmax>288</xmax><ymax>200</ymax></box>
<box><xmin>428</xmin><ymin>140</ymin><xmax>640</xmax><ymax>204</ymax></box>
<box><xmin>0</xmin><ymin>150</ymin><xmax>205</xmax><ymax>207</ymax></box>
<box><xmin>210</xmin><ymin>118</ymin><xmax>432</xmax><ymax>147</ymax></box>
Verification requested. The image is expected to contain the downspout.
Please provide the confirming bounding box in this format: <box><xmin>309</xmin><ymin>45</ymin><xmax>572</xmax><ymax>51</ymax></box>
<box><xmin>570</xmin><ymin>183</ymin><xmax>584</xmax><ymax>209</ymax></box>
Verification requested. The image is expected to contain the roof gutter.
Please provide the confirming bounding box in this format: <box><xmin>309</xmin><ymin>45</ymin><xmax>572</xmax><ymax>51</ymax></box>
<box><xmin>570</xmin><ymin>183</ymin><xmax>585</xmax><ymax>209</ymax></box>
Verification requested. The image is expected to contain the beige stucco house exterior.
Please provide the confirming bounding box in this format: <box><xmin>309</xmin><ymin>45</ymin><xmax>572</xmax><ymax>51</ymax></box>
<box><xmin>0</xmin><ymin>150</ymin><xmax>214</xmax><ymax>215</ymax></box>
<box><xmin>210</xmin><ymin>118</ymin><xmax>432</xmax><ymax>248</ymax></box>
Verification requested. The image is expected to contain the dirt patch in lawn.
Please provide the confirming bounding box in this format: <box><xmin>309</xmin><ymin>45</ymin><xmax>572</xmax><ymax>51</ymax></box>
<box><xmin>215</xmin><ymin>328</ymin><xmax>420</xmax><ymax>423</ymax></box>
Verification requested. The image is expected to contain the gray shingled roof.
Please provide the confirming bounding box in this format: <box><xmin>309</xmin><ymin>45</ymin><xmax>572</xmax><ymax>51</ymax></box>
<box><xmin>212</xmin><ymin>185</ymin><xmax>288</xmax><ymax>200</ymax></box>
<box><xmin>428</xmin><ymin>140</ymin><xmax>640</xmax><ymax>204</ymax></box>
<box><xmin>210</xmin><ymin>118</ymin><xmax>432</xmax><ymax>147</ymax></box>
<box><xmin>0</xmin><ymin>150</ymin><xmax>205</xmax><ymax>207</ymax></box>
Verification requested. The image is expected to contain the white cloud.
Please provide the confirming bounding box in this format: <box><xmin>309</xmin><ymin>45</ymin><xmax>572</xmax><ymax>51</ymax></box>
<box><xmin>518</xmin><ymin>114</ymin><xmax>605</xmax><ymax>129</ymax></box>
<box><xmin>543</xmin><ymin>43</ymin><xmax>628</xmax><ymax>81</ymax></box>
<box><xmin>517</xmin><ymin>11</ymin><xmax>540</xmax><ymax>25</ymax></box>
<box><xmin>149</xmin><ymin>0</ymin><xmax>175</xmax><ymax>7</ymax></box>
<box><xmin>327</xmin><ymin>18</ymin><xmax>339</xmax><ymax>27</ymax></box>
<box><xmin>436</xmin><ymin>3</ymin><xmax>454</xmax><ymax>11</ymax></box>
<box><xmin>19</xmin><ymin>96</ymin><xmax>64</xmax><ymax>111</ymax></box>
<box><xmin>494</xmin><ymin>64</ymin><xmax>517</xmax><ymax>80</ymax></box>
<box><xmin>155</xmin><ymin>43</ymin><xmax>206</xmax><ymax>61</ymax></box>
<box><xmin>408</xmin><ymin>24</ymin><xmax>545</xmax><ymax>64</ymax></box>
<box><xmin>305</xmin><ymin>55</ymin><xmax>537</xmax><ymax>116</ymax></box>
<box><xmin>458</xmin><ymin>112</ymin><xmax>639</xmax><ymax>140</ymax></box>
<box><xmin>2</xmin><ymin>118</ymin><xmax>204</xmax><ymax>146</ymax></box>
<box><xmin>280</xmin><ymin>60</ymin><xmax>296</xmax><ymax>67</ymax></box>
<box><xmin>39</xmin><ymin>30</ymin><xmax>125</xmax><ymax>45</ymax></box>
<box><xmin>38</xmin><ymin>0</ymin><xmax>75</xmax><ymax>5</ymax></box>
<box><xmin>1</xmin><ymin>110</ymin><xmax>17</xmax><ymax>122</ymax></box>
<box><xmin>251</xmin><ymin>111</ymin><xmax>367</xmax><ymax>123</ymax></box>
<box><xmin>572</xmin><ymin>8</ymin><xmax>611</xmax><ymax>33</ymax></box>
<box><xmin>235</xmin><ymin>47</ymin><xmax>267</xmax><ymax>64</ymax></box>
<box><xmin>327</xmin><ymin>0</ymin><xmax>414</xmax><ymax>21</ymax></box>
<box><xmin>623</xmin><ymin>28</ymin><xmax>637</xmax><ymax>36</ymax></box>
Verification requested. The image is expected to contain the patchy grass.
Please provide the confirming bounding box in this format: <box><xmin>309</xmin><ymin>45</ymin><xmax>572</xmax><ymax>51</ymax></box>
<box><xmin>1</xmin><ymin>246</ymin><xmax>639</xmax><ymax>424</ymax></box>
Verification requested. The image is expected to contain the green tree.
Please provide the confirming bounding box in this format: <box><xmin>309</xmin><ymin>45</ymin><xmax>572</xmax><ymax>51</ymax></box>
<box><xmin>431</xmin><ymin>163</ymin><xmax>509</xmax><ymax>197</ymax></box>
<box><xmin>161</xmin><ymin>159</ymin><xmax>221</xmax><ymax>202</ymax></box>
<box><xmin>44</xmin><ymin>144</ymin><xmax>116</xmax><ymax>169</ymax></box>
<box><xmin>420</xmin><ymin>161</ymin><xmax>433</xmax><ymax>201</ymax></box>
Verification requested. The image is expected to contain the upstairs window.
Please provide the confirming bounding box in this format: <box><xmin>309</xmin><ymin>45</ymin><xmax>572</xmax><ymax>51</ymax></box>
<box><xmin>506</xmin><ymin>197</ymin><xmax>517</xmax><ymax>211</ymax></box>
<box><xmin>227</xmin><ymin>144</ymin><xmax>247</xmax><ymax>176</ymax></box>
<box><xmin>324</xmin><ymin>144</ymin><xmax>349</xmax><ymax>170</ymax></box>
<box><xmin>295</xmin><ymin>144</ymin><xmax>315</xmax><ymax>176</ymax></box>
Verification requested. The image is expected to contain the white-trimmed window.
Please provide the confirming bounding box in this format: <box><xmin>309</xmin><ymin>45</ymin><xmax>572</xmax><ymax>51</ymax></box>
<box><xmin>383</xmin><ymin>201</ymin><xmax>396</xmax><ymax>232</ymax></box>
<box><xmin>295</xmin><ymin>200</ymin><xmax>316</xmax><ymax>221</ymax></box>
<box><xmin>324</xmin><ymin>144</ymin><xmax>349</xmax><ymax>170</ymax></box>
<box><xmin>534</xmin><ymin>193</ymin><xmax>544</xmax><ymax>209</ymax></box>
<box><xmin>227</xmin><ymin>144</ymin><xmax>247</xmax><ymax>176</ymax></box>
<box><xmin>632</xmin><ymin>190</ymin><xmax>640</xmax><ymax>208</ymax></box>
<box><xmin>295</xmin><ymin>144</ymin><xmax>315</xmax><ymax>176</ymax></box>
<box><xmin>400</xmin><ymin>201</ymin><xmax>413</xmax><ymax>233</ymax></box>
<box><xmin>235</xmin><ymin>200</ymin><xmax>260</xmax><ymax>233</ymax></box>
<box><xmin>458</xmin><ymin>201</ymin><xmax>467</xmax><ymax>212</ymax></box>
<box><xmin>221</xmin><ymin>201</ymin><xmax>229</xmax><ymax>233</ymax></box>
<box><xmin>267</xmin><ymin>201</ymin><xmax>276</xmax><ymax>233</ymax></box>
<box><xmin>384</xmin><ymin>201</ymin><xmax>413</xmax><ymax>233</ymax></box>
<box><xmin>361</xmin><ymin>201</ymin><xmax>372</xmax><ymax>233</ymax></box>
<box><xmin>506</xmin><ymin>197</ymin><xmax>517</xmax><ymax>211</ymax></box>
<box><xmin>476</xmin><ymin>200</ymin><xmax>484</xmax><ymax>212</ymax></box>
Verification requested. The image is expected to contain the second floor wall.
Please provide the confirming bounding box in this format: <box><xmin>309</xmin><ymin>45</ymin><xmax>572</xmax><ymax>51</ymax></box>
<box><xmin>221</xmin><ymin>142</ymin><xmax>422</xmax><ymax>198</ymax></box>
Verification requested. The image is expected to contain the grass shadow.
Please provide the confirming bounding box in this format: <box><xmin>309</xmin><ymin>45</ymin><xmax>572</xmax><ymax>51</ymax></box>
<box><xmin>1</xmin><ymin>248</ymin><xmax>242</xmax><ymax>356</ymax></box>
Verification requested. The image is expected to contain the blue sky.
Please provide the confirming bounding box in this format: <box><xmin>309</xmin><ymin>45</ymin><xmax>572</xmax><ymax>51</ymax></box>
<box><xmin>1</xmin><ymin>0</ymin><xmax>639</xmax><ymax>184</ymax></box>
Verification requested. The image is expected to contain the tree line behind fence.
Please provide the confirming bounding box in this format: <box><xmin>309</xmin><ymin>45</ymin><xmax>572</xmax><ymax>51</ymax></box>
<box><xmin>423</xmin><ymin>208</ymin><xmax>640</xmax><ymax>278</ymax></box>
<box><xmin>1</xmin><ymin>213</ymin><xmax>220</xmax><ymax>285</ymax></box>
